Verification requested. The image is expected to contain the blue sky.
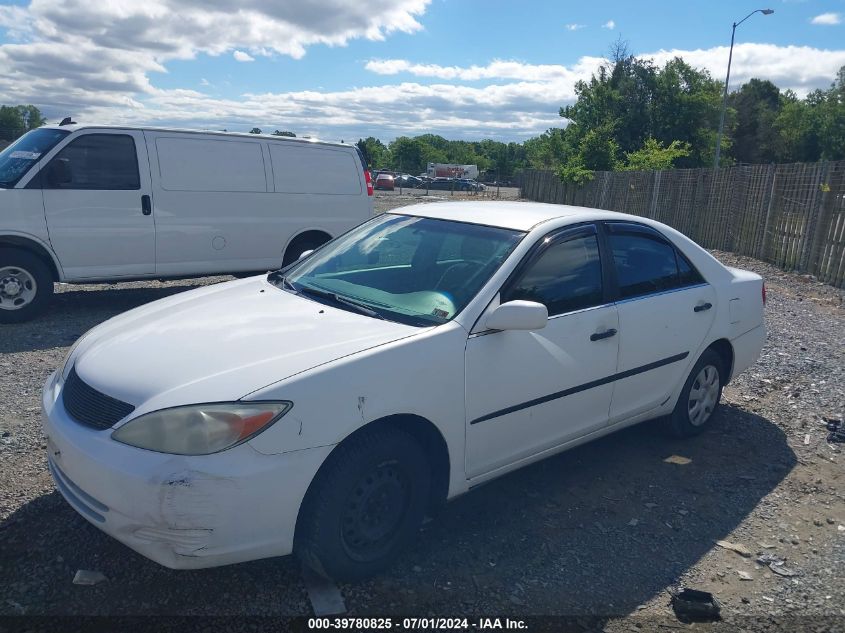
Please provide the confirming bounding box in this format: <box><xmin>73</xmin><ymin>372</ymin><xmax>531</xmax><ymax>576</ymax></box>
<box><xmin>1</xmin><ymin>0</ymin><xmax>844</xmax><ymax>142</ymax></box>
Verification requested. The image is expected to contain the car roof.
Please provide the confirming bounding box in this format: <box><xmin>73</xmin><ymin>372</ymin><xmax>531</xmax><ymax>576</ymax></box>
<box><xmin>37</xmin><ymin>124</ymin><xmax>350</xmax><ymax>150</ymax></box>
<box><xmin>391</xmin><ymin>201</ymin><xmax>636</xmax><ymax>232</ymax></box>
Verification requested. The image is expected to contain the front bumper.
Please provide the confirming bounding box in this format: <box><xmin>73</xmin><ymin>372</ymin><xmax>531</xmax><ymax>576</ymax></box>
<box><xmin>41</xmin><ymin>371</ymin><xmax>333</xmax><ymax>569</ymax></box>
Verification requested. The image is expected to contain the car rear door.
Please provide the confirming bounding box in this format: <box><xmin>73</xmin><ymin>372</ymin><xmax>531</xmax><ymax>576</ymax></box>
<box><xmin>41</xmin><ymin>130</ymin><xmax>155</xmax><ymax>279</ymax></box>
<box><xmin>465</xmin><ymin>224</ymin><xmax>619</xmax><ymax>478</ymax></box>
<box><xmin>602</xmin><ymin>222</ymin><xmax>717</xmax><ymax>421</ymax></box>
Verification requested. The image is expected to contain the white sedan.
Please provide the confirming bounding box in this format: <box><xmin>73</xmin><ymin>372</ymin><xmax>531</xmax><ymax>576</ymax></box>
<box><xmin>42</xmin><ymin>202</ymin><xmax>765</xmax><ymax>581</ymax></box>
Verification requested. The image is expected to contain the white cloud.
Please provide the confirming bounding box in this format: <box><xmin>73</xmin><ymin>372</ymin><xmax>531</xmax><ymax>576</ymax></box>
<box><xmin>602</xmin><ymin>20</ymin><xmax>616</xmax><ymax>30</ymax></box>
<box><xmin>200</xmin><ymin>78</ymin><xmax>210</xmax><ymax>86</ymax></box>
<box><xmin>365</xmin><ymin>57</ymin><xmax>606</xmax><ymax>81</ymax></box>
<box><xmin>1</xmin><ymin>0</ymin><xmax>844</xmax><ymax>142</ymax></box>
<box><xmin>564</xmin><ymin>23</ymin><xmax>585</xmax><ymax>31</ymax></box>
<box><xmin>810</xmin><ymin>12</ymin><xmax>841</xmax><ymax>25</ymax></box>
<box><xmin>233</xmin><ymin>50</ymin><xmax>255</xmax><ymax>62</ymax></box>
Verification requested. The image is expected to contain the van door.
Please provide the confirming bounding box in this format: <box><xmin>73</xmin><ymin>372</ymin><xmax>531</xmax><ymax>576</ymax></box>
<box><xmin>41</xmin><ymin>131</ymin><xmax>155</xmax><ymax>279</ymax></box>
<box><xmin>146</xmin><ymin>133</ymin><xmax>274</xmax><ymax>276</ymax></box>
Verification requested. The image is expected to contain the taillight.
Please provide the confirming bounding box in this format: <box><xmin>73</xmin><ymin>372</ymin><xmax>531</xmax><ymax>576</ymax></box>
<box><xmin>762</xmin><ymin>282</ymin><xmax>766</xmax><ymax>306</ymax></box>
<box><xmin>364</xmin><ymin>170</ymin><xmax>374</xmax><ymax>196</ymax></box>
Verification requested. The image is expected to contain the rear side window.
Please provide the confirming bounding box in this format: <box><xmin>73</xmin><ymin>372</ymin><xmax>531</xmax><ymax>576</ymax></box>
<box><xmin>270</xmin><ymin>144</ymin><xmax>361</xmax><ymax>195</ymax></box>
<box><xmin>155</xmin><ymin>137</ymin><xmax>267</xmax><ymax>192</ymax></box>
<box><xmin>44</xmin><ymin>134</ymin><xmax>139</xmax><ymax>190</ymax></box>
<box><xmin>503</xmin><ymin>230</ymin><xmax>603</xmax><ymax>316</ymax></box>
<box><xmin>607</xmin><ymin>225</ymin><xmax>703</xmax><ymax>299</ymax></box>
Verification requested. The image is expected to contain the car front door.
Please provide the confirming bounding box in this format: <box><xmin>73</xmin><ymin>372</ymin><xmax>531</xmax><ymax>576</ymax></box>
<box><xmin>603</xmin><ymin>222</ymin><xmax>717</xmax><ymax>421</ymax></box>
<box><xmin>41</xmin><ymin>131</ymin><xmax>155</xmax><ymax>279</ymax></box>
<box><xmin>465</xmin><ymin>224</ymin><xmax>619</xmax><ymax>478</ymax></box>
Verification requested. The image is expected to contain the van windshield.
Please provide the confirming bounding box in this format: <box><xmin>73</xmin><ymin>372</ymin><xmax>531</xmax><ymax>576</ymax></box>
<box><xmin>0</xmin><ymin>128</ymin><xmax>70</xmax><ymax>188</ymax></box>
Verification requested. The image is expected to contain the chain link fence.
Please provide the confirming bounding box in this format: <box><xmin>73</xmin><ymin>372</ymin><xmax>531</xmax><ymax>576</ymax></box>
<box><xmin>521</xmin><ymin>162</ymin><xmax>845</xmax><ymax>288</ymax></box>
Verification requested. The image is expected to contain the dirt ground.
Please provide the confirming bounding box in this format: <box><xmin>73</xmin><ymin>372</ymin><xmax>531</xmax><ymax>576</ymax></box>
<box><xmin>0</xmin><ymin>197</ymin><xmax>843</xmax><ymax>631</ymax></box>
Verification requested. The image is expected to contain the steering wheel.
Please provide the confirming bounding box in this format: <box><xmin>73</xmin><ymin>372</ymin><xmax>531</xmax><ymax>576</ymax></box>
<box><xmin>434</xmin><ymin>261</ymin><xmax>484</xmax><ymax>292</ymax></box>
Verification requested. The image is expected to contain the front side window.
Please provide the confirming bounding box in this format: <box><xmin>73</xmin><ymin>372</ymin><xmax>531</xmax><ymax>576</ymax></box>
<box><xmin>43</xmin><ymin>134</ymin><xmax>140</xmax><ymax>190</ymax></box>
<box><xmin>503</xmin><ymin>229</ymin><xmax>604</xmax><ymax>316</ymax></box>
<box><xmin>607</xmin><ymin>225</ymin><xmax>702</xmax><ymax>299</ymax></box>
<box><xmin>0</xmin><ymin>128</ymin><xmax>69</xmax><ymax>188</ymax></box>
<box><xmin>274</xmin><ymin>214</ymin><xmax>524</xmax><ymax>326</ymax></box>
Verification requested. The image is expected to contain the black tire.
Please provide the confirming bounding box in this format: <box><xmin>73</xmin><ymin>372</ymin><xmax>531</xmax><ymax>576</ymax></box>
<box><xmin>663</xmin><ymin>349</ymin><xmax>725</xmax><ymax>437</ymax></box>
<box><xmin>0</xmin><ymin>248</ymin><xmax>54</xmax><ymax>324</ymax></box>
<box><xmin>295</xmin><ymin>427</ymin><xmax>431</xmax><ymax>582</ymax></box>
<box><xmin>282</xmin><ymin>234</ymin><xmax>329</xmax><ymax>267</ymax></box>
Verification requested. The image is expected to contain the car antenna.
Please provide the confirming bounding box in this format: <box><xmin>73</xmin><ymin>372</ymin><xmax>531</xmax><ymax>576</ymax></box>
<box><xmin>59</xmin><ymin>117</ymin><xmax>76</xmax><ymax>126</ymax></box>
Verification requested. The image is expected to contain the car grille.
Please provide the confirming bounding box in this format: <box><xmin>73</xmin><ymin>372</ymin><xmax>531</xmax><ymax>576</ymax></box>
<box><xmin>62</xmin><ymin>366</ymin><xmax>135</xmax><ymax>430</ymax></box>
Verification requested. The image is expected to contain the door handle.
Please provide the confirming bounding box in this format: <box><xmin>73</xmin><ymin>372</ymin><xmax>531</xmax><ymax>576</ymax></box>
<box><xmin>590</xmin><ymin>328</ymin><xmax>617</xmax><ymax>342</ymax></box>
<box><xmin>694</xmin><ymin>302</ymin><xmax>712</xmax><ymax>312</ymax></box>
<box><xmin>141</xmin><ymin>194</ymin><xmax>152</xmax><ymax>216</ymax></box>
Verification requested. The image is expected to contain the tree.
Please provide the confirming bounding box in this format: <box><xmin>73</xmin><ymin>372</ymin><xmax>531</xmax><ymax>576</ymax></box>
<box><xmin>622</xmin><ymin>138</ymin><xmax>691</xmax><ymax>171</ymax></box>
<box><xmin>272</xmin><ymin>130</ymin><xmax>296</xmax><ymax>137</ymax></box>
<box><xmin>728</xmin><ymin>79</ymin><xmax>782</xmax><ymax>164</ymax></box>
<box><xmin>356</xmin><ymin>137</ymin><xmax>387</xmax><ymax>168</ymax></box>
<box><xmin>249</xmin><ymin>127</ymin><xmax>262</xmax><ymax>134</ymax></box>
<box><xmin>387</xmin><ymin>137</ymin><xmax>426</xmax><ymax>174</ymax></box>
<box><xmin>0</xmin><ymin>105</ymin><xmax>46</xmax><ymax>141</ymax></box>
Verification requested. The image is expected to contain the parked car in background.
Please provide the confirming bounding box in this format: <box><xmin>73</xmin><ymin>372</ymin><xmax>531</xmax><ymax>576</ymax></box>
<box><xmin>374</xmin><ymin>173</ymin><xmax>395</xmax><ymax>190</ymax></box>
<box><xmin>0</xmin><ymin>124</ymin><xmax>374</xmax><ymax>322</ymax></box>
<box><xmin>43</xmin><ymin>202</ymin><xmax>765</xmax><ymax>582</ymax></box>
<box><xmin>394</xmin><ymin>174</ymin><xmax>424</xmax><ymax>189</ymax></box>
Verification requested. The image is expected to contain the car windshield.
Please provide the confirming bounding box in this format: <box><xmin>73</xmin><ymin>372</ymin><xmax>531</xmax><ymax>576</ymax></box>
<box><xmin>0</xmin><ymin>128</ymin><xmax>70</xmax><ymax>188</ymax></box>
<box><xmin>274</xmin><ymin>213</ymin><xmax>524</xmax><ymax>326</ymax></box>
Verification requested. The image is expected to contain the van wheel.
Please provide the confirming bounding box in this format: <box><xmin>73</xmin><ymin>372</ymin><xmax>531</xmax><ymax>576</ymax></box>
<box><xmin>295</xmin><ymin>427</ymin><xmax>430</xmax><ymax>582</ymax></box>
<box><xmin>282</xmin><ymin>234</ymin><xmax>329</xmax><ymax>267</ymax></box>
<box><xmin>0</xmin><ymin>249</ymin><xmax>54</xmax><ymax>323</ymax></box>
<box><xmin>663</xmin><ymin>349</ymin><xmax>724</xmax><ymax>437</ymax></box>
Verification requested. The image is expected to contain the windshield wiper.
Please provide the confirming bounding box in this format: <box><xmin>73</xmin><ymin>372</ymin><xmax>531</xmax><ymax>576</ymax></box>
<box><xmin>267</xmin><ymin>271</ymin><xmax>298</xmax><ymax>293</ymax></box>
<box><xmin>297</xmin><ymin>285</ymin><xmax>386</xmax><ymax>320</ymax></box>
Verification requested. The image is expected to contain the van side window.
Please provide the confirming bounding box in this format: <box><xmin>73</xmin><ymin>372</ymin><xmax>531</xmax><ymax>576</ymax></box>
<box><xmin>43</xmin><ymin>134</ymin><xmax>140</xmax><ymax>190</ymax></box>
<box><xmin>503</xmin><ymin>230</ymin><xmax>603</xmax><ymax>317</ymax></box>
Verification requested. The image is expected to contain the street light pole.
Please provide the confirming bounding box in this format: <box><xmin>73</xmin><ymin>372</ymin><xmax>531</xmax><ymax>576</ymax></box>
<box><xmin>713</xmin><ymin>8</ymin><xmax>774</xmax><ymax>169</ymax></box>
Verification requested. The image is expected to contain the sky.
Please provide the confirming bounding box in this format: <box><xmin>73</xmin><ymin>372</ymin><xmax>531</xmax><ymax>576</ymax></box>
<box><xmin>0</xmin><ymin>0</ymin><xmax>844</xmax><ymax>143</ymax></box>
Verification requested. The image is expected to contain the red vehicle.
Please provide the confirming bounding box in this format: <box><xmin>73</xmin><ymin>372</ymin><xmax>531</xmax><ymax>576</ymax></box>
<box><xmin>374</xmin><ymin>173</ymin><xmax>394</xmax><ymax>191</ymax></box>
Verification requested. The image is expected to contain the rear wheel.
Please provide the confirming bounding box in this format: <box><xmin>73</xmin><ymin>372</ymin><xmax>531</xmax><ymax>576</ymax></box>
<box><xmin>282</xmin><ymin>234</ymin><xmax>330</xmax><ymax>267</ymax></box>
<box><xmin>0</xmin><ymin>249</ymin><xmax>54</xmax><ymax>323</ymax></box>
<box><xmin>296</xmin><ymin>427</ymin><xmax>430</xmax><ymax>582</ymax></box>
<box><xmin>663</xmin><ymin>349</ymin><xmax>724</xmax><ymax>437</ymax></box>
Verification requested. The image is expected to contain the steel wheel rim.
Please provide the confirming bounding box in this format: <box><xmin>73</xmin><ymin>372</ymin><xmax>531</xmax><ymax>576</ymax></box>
<box><xmin>688</xmin><ymin>364</ymin><xmax>720</xmax><ymax>426</ymax></box>
<box><xmin>0</xmin><ymin>266</ymin><xmax>37</xmax><ymax>311</ymax></box>
<box><xmin>340</xmin><ymin>461</ymin><xmax>410</xmax><ymax>562</ymax></box>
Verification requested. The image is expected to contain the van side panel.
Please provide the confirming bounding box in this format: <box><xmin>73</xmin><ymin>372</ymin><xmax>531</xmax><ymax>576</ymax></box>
<box><xmin>269</xmin><ymin>144</ymin><xmax>361</xmax><ymax>195</ymax></box>
<box><xmin>147</xmin><ymin>132</ymin><xmax>370</xmax><ymax>276</ymax></box>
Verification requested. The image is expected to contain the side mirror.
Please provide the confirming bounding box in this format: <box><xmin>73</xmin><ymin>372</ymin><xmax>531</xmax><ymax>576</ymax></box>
<box><xmin>485</xmin><ymin>300</ymin><xmax>548</xmax><ymax>331</ymax></box>
<box><xmin>298</xmin><ymin>249</ymin><xmax>314</xmax><ymax>260</ymax></box>
<box><xmin>47</xmin><ymin>159</ymin><xmax>72</xmax><ymax>187</ymax></box>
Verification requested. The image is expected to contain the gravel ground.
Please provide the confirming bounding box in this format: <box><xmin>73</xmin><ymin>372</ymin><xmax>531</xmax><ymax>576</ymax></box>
<box><xmin>0</xmin><ymin>197</ymin><xmax>843</xmax><ymax>631</ymax></box>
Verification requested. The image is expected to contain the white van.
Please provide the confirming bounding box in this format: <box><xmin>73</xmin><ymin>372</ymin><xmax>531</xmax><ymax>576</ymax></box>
<box><xmin>0</xmin><ymin>124</ymin><xmax>374</xmax><ymax>322</ymax></box>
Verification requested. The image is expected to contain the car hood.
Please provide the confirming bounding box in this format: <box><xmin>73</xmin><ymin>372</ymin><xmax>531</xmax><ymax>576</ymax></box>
<box><xmin>70</xmin><ymin>276</ymin><xmax>422</xmax><ymax>415</ymax></box>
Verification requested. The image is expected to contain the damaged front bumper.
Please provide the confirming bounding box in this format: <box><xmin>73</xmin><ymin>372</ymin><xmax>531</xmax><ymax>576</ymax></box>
<box><xmin>41</xmin><ymin>371</ymin><xmax>333</xmax><ymax>569</ymax></box>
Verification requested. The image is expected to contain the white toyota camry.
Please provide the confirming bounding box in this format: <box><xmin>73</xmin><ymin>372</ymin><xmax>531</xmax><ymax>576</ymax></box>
<box><xmin>42</xmin><ymin>202</ymin><xmax>765</xmax><ymax>581</ymax></box>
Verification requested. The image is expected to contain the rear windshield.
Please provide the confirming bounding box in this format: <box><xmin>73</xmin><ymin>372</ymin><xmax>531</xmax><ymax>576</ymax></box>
<box><xmin>0</xmin><ymin>128</ymin><xmax>70</xmax><ymax>188</ymax></box>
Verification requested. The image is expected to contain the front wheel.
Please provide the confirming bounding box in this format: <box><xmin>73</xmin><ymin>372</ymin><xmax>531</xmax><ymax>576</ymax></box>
<box><xmin>295</xmin><ymin>427</ymin><xmax>431</xmax><ymax>582</ymax></box>
<box><xmin>663</xmin><ymin>349</ymin><xmax>725</xmax><ymax>437</ymax></box>
<box><xmin>0</xmin><ymin>249</ymin><xmax>54</xmax><ymax>323</ymax></box>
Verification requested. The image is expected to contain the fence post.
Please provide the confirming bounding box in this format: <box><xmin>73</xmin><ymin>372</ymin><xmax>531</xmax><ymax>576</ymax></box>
<box><xmin>804</xmin><ymin>162</ymin><xmax>834</xmax><ymax>277</ymax></box>
<box><xmin>648</xmin><ymin>171</ymin><xmax>661</xmax><ymax>219</ymax></box>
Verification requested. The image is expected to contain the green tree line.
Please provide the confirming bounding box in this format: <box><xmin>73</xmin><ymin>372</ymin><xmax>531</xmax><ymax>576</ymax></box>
<box><xmin>357</xmin><ymin>54</ymin><xmax>845</xmax><ymax>182</ymax></box>
<box><xmin>0</xmin><ymin>105</ymin><xmax>46</xmax><ymax>142</ymax></box>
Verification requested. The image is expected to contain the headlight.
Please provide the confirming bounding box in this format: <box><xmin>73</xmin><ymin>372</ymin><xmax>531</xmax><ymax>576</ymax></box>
<box><xmin>61</xmin><ymin>328</ymin><xmax>93</xmax><ymax>378</ymax></box>
<box><xmin>111</xmin><ymin>402</ymin><xmax>292</xmax><ymax>455</ymax></box>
